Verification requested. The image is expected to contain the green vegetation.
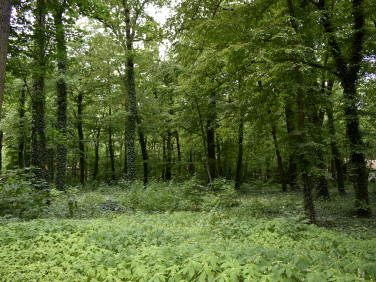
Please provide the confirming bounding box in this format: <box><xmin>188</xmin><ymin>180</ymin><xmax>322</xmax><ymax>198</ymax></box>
<box><xmin>1</xmin><ymin>180</ymin><xmax>375</xmax><ymax>281</ymax></box>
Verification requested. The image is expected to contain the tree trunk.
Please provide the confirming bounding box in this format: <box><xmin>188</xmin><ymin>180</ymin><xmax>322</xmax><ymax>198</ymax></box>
<box><xmin>93</xmin><ymin>127</ymin><xmax>100</xmax><ymax>181</ymax></box>
<box><xmin>326</xmin><ymin>81</ymin><xmax>345</xmax><ymax>193</ymax></box>
<box><xmin>0</xmin><ymin>0</ymin><xmax>12</xmax><ymax>121</ymax></box>
<box><xmin>77</xmin><ymin>91</ymin><xmax>85</xmax><ymax>186</ymax></box>
<box><xmin>175</xmin><ymin>131</ymin><xmax>182</xmax><ymax>176</ymax></box>
<box><xmin>124</xmin><ymin>4</ymin><xmax>137</xmax><ymax>182</ymax></box>
<box><xmin>285</xmin><ymin>103</ymin><xmax>298</xmax><ymax>189</ymax></box>
<box><xmin>162</xmin><ymin>138</ymin><xmax>166</xmax><ymax>180</ymax></box>
<box><xmin>188</xmin><ymin>144</ymin><xmax>195</xmax><ymax>175</ymax></box>
<box><xmin>216</xmin><ymin>134</ymin><xmax>223</xmax><ymax>177</ymax></box>
<box><xmin>207</xmin><ymin>94</ymin><xmax>217</xmax><ymax>180</ymax></box>
<box><xmin>272</xmin><ymin>126</ymin><xmax>287</xmax><ymax>192</ymax></box>
<box><xmin>165</xmin><ymin>130</ymin><xmax>172</xmax><ymax>180</ymax></box>
<box><xmin>18</xmin><ymin>87</ymin><xmax>26</xmax><ymax>169</ymax></box>
<box><xmin>317</xmin><ymin>0</ymin><xmax>370</xmax><ymax>216</ymax></box>
<box><xmin>108</xmin><ymin>108</ymin><xmax>116</xmax><ymax>182</ymax></box>
<box><xmin>235</xmin><ymin>118</ymin><xmax>244</xmax><ymax>190</ymax></box>
<box><xmin>54</xmin><ymin>6</ymin><xmax>68</xmax><ymax>191</ymax></box>
<box><xmin>287</xmin><ymin>0</ymin><xmax>316</xmax><ymax>223</ymax></box>
<box><xmin>138</xmin><ymin>127</ymin><xmax>148</xmax><ymax>185</ymax></box>
<box><xmin>31</xmin><ymin>0</ymin><xmax>49</xmax><ymax>195</ymax></box>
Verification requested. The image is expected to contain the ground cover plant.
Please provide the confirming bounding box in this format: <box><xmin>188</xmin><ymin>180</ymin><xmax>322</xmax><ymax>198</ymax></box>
<box><xmin>1</xmin><ymin>180</ymin><xmax>375</xmax><ymax>281</ymax></box>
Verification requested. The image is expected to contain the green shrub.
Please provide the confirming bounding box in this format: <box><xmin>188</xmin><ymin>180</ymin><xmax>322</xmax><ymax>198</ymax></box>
<box><xmin>0</xmin><ymin>169</ymin><xmax>48</xmax><ymax>219</ymax></box>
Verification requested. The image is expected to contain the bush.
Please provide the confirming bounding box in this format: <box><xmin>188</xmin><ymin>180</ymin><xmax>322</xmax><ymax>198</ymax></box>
<box><xmin>0</xmin><ymin>169</ymin><xmax>48</xmax><ymax>219</ymax></box>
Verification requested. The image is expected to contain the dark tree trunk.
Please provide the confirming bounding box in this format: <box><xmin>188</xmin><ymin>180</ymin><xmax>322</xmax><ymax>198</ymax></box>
<box><xmin>0</xmin><ymin>130</ymin><xmax>2</xmax><ymax>174</ymax></box>
<box><xmin>138</xmin><ymin>127</ymin><xmax>148</xmax><ymax>185</ymax></box>
<box><xmin>287</xmin><ymin>0</ymin><xmax>316</xmax><ymax>223</ymax></box>
<box><xmin>31</xmin><ymin>0</ymin><xmax>49</xmax><ymax>196</ymax></box>
<box><xmin>124</xmin><ymin>5</ymin><xmax>137</xmax><ymax>183</ymax></box>
<box><xmin>108</xmin><ymin>108</ymin><xmax>116</xmax><ymax>182</ymax></box>
<box><xmin>0</xmin><ymin>0</ymin><xmax>12</xmax><ymax>120</ymax></box>
<box><xmin>216</xmin><ymin>134</ymin><xmax>223</xmax><ymax>177</ymax></box>
<box><xmin>162</xmin><ymin>138</ymin><xmax>166</xmax><ymax>180</ymax></box>
<box><xmin>93</xmin><ymin>127</ymin><xmax>100</xmax><ymax>181</ymax></box>
<box><xmin>317</xmin><ymin>0</ymin><xmax>370</xmax><ymax>216</ymax></box>
<box><xmin>165</xmin><ymin>130</ymin><xmax>172</xmax><ymax>180</ymax></box>
<box><xmin>188</xmin><ymin>144</ymin><xmax>195</xmax><ymax>175</ymax></box>
<box><xmin>54</xmin><ymin>6</ymin><xmax>68</xmax><ymax>190</ymax></box>
<box><xmin>272</xmin><ymin>126</ymin><xmax>287</xmax><ymax>192</ymax></box>
<box><xmin>285</xmin><ymin>103</ymin><xmax>298</xmax><ymax>189</ymax></box>
<box><xmin>18</xmin><ymin>87</ymin><xmax>26</xmax><ymax>169</ymax></box>
<box><xmin>77</xmin><ymin>91</ymin><xmax>85</xmax><ymax>186</ymax></box>
<box><xmin>123</xmin><ymin>128</ymin><xmax>127</xmax><ymax>177</ymax></box>
<box><xmin>207</xmin><ymin>94</ymin><xmax>217</xmax><ymax>180</ymax></box>
<box><xmin>235</xmin><ymin>118</ymin><xmax>244</xmax><ymax>190</ymax></box>
<box><xmin>175</xmin><ymin>131</ymin><xmax>182</xmax><ymax>176</ymax></box>
<box><xmin>327</xmin><ymin>81</ymin><xmax>345</xmax><ymax>193</ymax></box>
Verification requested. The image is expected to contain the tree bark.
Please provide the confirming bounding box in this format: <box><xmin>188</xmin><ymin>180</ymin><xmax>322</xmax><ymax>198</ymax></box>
<box><xmin>235</xmin><ymin>118</ymin><xmax>244</xmax><ymax>190</ymax></box>
<box><xmin>317</xmin><ymin>0</ymin><xmax>370</xmax><ymax>216</ymax></box>
<box><xmin>31</xmin><ymin>0</ymin><xmax>49</xmax><ymax>195</ymax></box>
<box><xmin>54</xmin><ymin>6</ymin><xmax>68</xmax><ymax>191</ymax></box>
<box><xmin>272</xmin><ymin>126</ymin><xmax>287</xmax><ymax>192</ymax></box>
<box><xmin>285</xmin><ymin>103</ymin><xmax>298</xmax><ymax>189</ymax></box>
<box><xmin>0</xmin><ymin>0</ymin><xmax>12</xmax><ymax>121</ymax></box>
<box><xmin>287</xmin><ymin>0</ymin><xmax>316</xmax><ymax>223</ymax></box>
<box><xmin>108</xmin><ymin>108</ymin><xmax>116</xmax><ymax>182</ymax></box>
<box><xmin>326</xmin><ymin>80</ymin><xmax>345</xmax><ymax>193</ymax></box>
<box><xmin>165</xmin><ymin>130</ymin><xmax>172</xmax><ymax>180</ymax></box>
<box><xmin>124</xmin><ymin>3</ymin><xmax>137</xmax><ymax>182</ymax></box>
<box><xmin>207</xmin><ymin>94</ymin><xmax>217</xmax><ymax>180</ymax></box>
<box><xmin>93</xmin><ymin>127</ymin><xmax>101</xmax><ymax>181</ymax></box>
<box><xmin>138</xmin><ymin>126</ymin><xmax>148</xmax><ymax>185</ymax></box>
<box><xmin>77</xmin><ymin>91</ymin><xmax>85</xmax><ymax>186</ymax></box>
<box><xmin>175</xmin><ymin>131</ymin><xmax>182</xmax><ymax>176</ymax></box>
<box><xmin>18</xmin><ymin>87</ymin><xmax>26</xmax><ymax>169</ymax></box>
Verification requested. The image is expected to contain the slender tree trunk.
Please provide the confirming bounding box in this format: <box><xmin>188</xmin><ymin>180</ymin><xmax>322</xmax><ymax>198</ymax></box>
<box><xmin>272</xmin><ymin>126</ymin><xmax>287</xmax><ymax>191</ymax></box>
<box><xmin>176</xmin><ymin>131</ymin><xmax>182</xmax><ymax>176</ymax></box>
<box><xmin>93</xmin><ymin>127</ymin><xmax>100</xmax><ymax>181</ymax></box>
<box><xmin>285</xmin><ymin>103</ymin><xmax>298</xmax><ymax>189</ymax></box>
<box><xmin>165</xmin><ymin>130</ymin><xmax>172</xmax><ymax>180</ymax></box>
<box><xmin>18</xmin><ymin>87</ymin><xmax>26</xmax><ymax>169</ymax></box>
<box><xmin>162</xmin><ymin>138</ymin><xmax>166</xmax><ymax>180</ymax></box>
<box><xmin>235</xmin><ymin>118</ymin><xmax>244</xmax><ymax>190</ymax></box>
<box><xmin>326</xmin><ymin>81</ymin><xmax>345</xmax><ymax>193</ymax></box>
<box><xmin>188</xmin><ymin>144</ymin><xmax>195</xmax><ymax>175</ymax></box>
<box><xmin>123</xmin><ymin>128</ymin><xmax>127</xmax><ymax>176</ymax></box>
<box><xmin>54</xmin><ymin>6</ymin><xmax>68</xmax><ymax>190</ymax></box>
<box><xmin>207</xmin><ymin>94</ymin><xmax>217</xmax><ymax>180</ymax></box>
<box><xmin>108</xmin><ymin>108</ymin><xmax>116</xmax><ymax>182</ymax></box>
<box><xmin>216</xmin><ymin>134</ymin><xmax>223</xmax><ymax>177</ymax></box>
<box><xmin>0</xmin><ymin>0</ymin><xmax>12</xmax><ymax>121</ymax></box>
<box><xmin>138</xmin><ymin>127</ymin><xmax>148</xmax><ymax>185</ymax></box>
<box><xmin>0</xmin><ymin>130</ymin><xmax>2</xmax><ymax>174</ymax></box>
<box><xmin>31</xmin><ymin>0</ymin><xmax>49</xmax><ymax>197</ymax></box>
<box><xmin>77</xmin><ymin>91</ymin><xmax>85</xmax><ymax>186</ymax></box>
<box><xmin>124</xmin><ymin>4</ymin><xmax>137</xmax><ymax>182</ymax></box>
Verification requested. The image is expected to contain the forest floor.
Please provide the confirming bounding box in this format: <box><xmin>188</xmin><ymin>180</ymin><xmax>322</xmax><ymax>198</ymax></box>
<box><xmin>1</xmin><ymin>181</ymin><xmax>375</xmax><ymax>281</ymax></box>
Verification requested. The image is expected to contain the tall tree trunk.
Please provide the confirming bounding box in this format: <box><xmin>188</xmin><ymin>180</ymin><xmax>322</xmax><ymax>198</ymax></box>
<box><xmin>216</xmin><ymin>134</ymin><xmax>223</xmax><ymax>177</ymax></box>
<box><xmin>326</xmin><ymin>80</ymin><xmax>345</xmax><ymax>193</ymax></box>
<box><xmin>285</xmin><ymin>103</ymin><xmax>298</xmax><ymax>189</ymax></box>
<box><xmin>54</xmin><ymin>6</ymin><xmax>68</xmax><ymax>191</ymax></box>
<box><xmin>77</xmin><ymin>91</ymin><xmax>85</xmax><ymax>186</ymax></box>
<box><xmin>18</xmin><ymin>87</ymin><xmax>26</xmax><ymax>169</ymax></box>
<box><xmin>175</xmin><ymin>131</ymin><xmax>182</xmax><ymax>176</ymax></box>
<box><xmin>108</xmin><ymin>108</ymin><xmax>116</xmax><ymax>182</ymax></box>
<box><xmin>207</xmin><ymin>94</ymin><xmax>217</xmax><ymax>180</ymax></box>
<box><xmin>317</xmin><ymin>0</ymin><xmax>370</xmax><ymax>216</ymax></box>
<box><xmin>138</xmin><ymin>127</ymin><xmax>148</xmax><ymax>185</ymax></box>
<box><xmin>31</xmin><ymin>0</ymin><xmax>49</xmax><ymax>196</ymax></box>
<box><xmin>165</xmin><ymin>130</ymin><xmax>172</xmax><ymax>180</ymax></box>
<box><xmin>93</xmin><ymin>127</ymin><xmax>101</xmax><ymax>181</ymax></box>
<box><xmin>0</xmin><ymin>0</ymin><xmax>12</xmax><ymax>121</ymax></box>
<box><xmin>272</xmin><ymin>126</ymin><xmax>287</xmax><ymax>192</ymax></box>
<box><xmin>162</xmin><ymin>138</ymin><xmax>166</xmax><ymax>180</ymax></box>
<box><xmin>287</xmin><ymin>0</ymin><xmax>316</xmax><ymax>223</ymax></box>
<box><xmin>124</xmin><ymin>4</ymin><xmax>137</xmax><ymax>182</ymax></box>
<box><xmin>235</xmin><ymin>118</ymin><xmax>244</xmax><ymax>190</ymax></box>
<box><xmin>0</xmin><ymin>130</ymin><xmax>2</xmax><ymax>174</ymax></box>
<box><xmin>188</xmin><ymin>143</ymin><xmax>195</xmax><ymax>175</ymax></box>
